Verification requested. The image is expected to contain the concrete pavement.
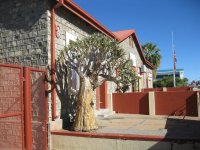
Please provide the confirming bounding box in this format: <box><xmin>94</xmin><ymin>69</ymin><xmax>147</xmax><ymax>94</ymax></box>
<box><xmin>96</xmin><ymin>114</ymin><xmax>200</xmax><ymax>140</ymax></box>
<box><xmin>51</xmin><ymin>114</ymin><xmax>200</xmax><ymax>150</ymax></box>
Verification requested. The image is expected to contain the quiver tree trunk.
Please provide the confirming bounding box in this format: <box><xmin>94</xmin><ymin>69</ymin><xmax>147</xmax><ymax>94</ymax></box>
<box><xmin>73</xmin><ymin>77</ymin><xmax>98</xmax><ymax>131</ymax></box>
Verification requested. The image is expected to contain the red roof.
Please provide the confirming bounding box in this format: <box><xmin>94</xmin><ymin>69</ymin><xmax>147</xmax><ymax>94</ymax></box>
<box><xmin>112</xmin><ymin>29</ymin><xmax>154</xmax><ymax>69</ymax></box>
<box><xmin>113</xmin><ymin>30</ymin><xmax>135</xmax><ymax>42</ymax></box>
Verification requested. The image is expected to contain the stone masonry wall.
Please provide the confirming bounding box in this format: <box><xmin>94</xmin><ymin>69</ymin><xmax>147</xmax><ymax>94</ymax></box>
<box><xmin>54</xmin><ymin>7</ymin><xmax>97</xmax><ymax>54</ymax></box>
<box><xmin>119</xmin><ymin>37</ymin><xmax>143</xmax><ymax>67</ymax></box>
<box><xmin>0</xmin><ymin>0</ymin><xmax>49</xmax><ymax>68</ymax></box>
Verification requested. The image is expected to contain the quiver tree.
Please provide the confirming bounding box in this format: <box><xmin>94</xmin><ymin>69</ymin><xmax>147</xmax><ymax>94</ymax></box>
<box><xmin>58</xmin><ymin>33</ymin><xmax>136</xmax><ymax>131</ymax></box>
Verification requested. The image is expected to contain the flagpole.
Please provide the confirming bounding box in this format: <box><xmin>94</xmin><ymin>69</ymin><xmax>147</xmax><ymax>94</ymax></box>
<box><xmin>172</xmin><ymin>32</ymin><xmax>176</xmax><ymax>87</ymax></box>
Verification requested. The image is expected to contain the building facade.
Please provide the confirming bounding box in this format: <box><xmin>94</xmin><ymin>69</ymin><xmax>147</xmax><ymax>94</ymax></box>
<box><xmin>0</xmin><ymin>0</ymin><xmax>115</xmax><ymax>129</ymax></box>
<box><xmin>113</xmin><ymin>29</ymin><xmax>154</xmax><ymax>90</ymax></box>
<box><xmin>0</xmin><ymin>0</ymin><xmax>154</xmax><ymax>129</ymax></box>
<box><xmin>97</xmin><ymin>30</ymin><xmax>154</xmax><ymax>113</ymax></box>
<box><xmin>156</xmin><ymin>69</ymin><xmax>184</xmax><ymax>80</ymax></box>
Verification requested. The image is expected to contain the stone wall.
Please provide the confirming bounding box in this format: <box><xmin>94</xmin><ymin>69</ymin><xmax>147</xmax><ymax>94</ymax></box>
<box><xmin>0</xmin><ymin>0</ymin><xmax>49</xmax><ymax>68</ymax></box>
<box><xmin>119</xmin><ymin>37</ymin><xmax>143</xmax><ymax>67</ymax></box>
<box><xmin>54</xmin><ymin>7</ymin><xmax>97</xmax><ymax>54</ymax></box>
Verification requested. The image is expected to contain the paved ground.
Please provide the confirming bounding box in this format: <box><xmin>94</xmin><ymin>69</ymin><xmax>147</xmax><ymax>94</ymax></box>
<box><xmin>52</xmin><ymin>115</ymin><xmax>200</xmax><ymax>150</ymax></box>
<box><xmin>96</xmin><ymin>114</ymin><xmax>200</xmax><ymax>140</ymax></box>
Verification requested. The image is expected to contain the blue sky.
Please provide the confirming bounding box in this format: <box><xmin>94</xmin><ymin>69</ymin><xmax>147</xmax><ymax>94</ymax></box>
<box><xmin>73</xmin><ymin>0</ymin><xmax>200</xmax><ymax>82</ymax></box>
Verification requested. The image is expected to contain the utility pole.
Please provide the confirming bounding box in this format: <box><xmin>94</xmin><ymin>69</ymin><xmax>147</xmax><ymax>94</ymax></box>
<box><xmin>172</xmin><ymin>32</ymin><xmax>176</xmax><ymax>87</ymax></box>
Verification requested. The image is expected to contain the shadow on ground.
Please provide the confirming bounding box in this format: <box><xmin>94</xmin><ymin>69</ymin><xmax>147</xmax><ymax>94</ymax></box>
<box><xmin>148</xmin><ymin>117</ymin><xmax>200</xmax><ymax>150</ymax></box>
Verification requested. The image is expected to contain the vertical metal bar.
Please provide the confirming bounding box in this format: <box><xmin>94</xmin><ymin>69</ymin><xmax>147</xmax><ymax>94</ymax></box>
<box><xmin>23</xmin><ymin>67</ymin><xmax>33</xmax><ymax>150</ymax></box>
<box><xmin>20</xmin><ymin>67</ymin><xmax>25</xmax><ymax>150</ymax></box>
<box><xmin>172</xmin><ymin>32</ymin><xmax>176</xmax><ymax>87</ymax></box>
<box><xmin>51</xmin><ymin>7</ymin><xmax>56</xmax><ymax>121</ymax></box>
<box><xmin>45</xmin><ymin>72</ymin><xmax>49</xmax><ymax>125</ymax></box>
<box><xmin>51</xmin><ymin>0</ymin><xmax>64</xmax><ymax>122</ymax></box>
<box><xmin>44</xmin><ymin>72</ymin><xmax>48</xmax><ymax>150</ymax></box>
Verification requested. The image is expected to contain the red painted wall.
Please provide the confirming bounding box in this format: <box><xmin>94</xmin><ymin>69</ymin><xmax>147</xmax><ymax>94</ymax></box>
<box><xmin>155</xmin><ymin>91</ymin><xmax>197</xmax><ymax>116</ymax></box>
<box><xmin>112</xmin><ymin>92</ymin><xmax>149</xmax><ymax>114</ymax></box>
<box><xmin>100</xmin><ymin>82</ymin><xmax>108</xmax><ymax>108</ymax></box>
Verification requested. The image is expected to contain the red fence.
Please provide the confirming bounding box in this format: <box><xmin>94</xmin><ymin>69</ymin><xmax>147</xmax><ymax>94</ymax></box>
<box><xmin>0</xmin><ymin>64</ymin><xmax>48</xmax><ymax>150</ymax></box>
<box><xmin>112</xmin><ymin>90</ymin><xmax>198</xmax><ymax>117</ymax></box>
<box><xmin>155</xmin><ymin>91</ymin><xmax>197</xmax><ymax>116</ymax></box>
<box><xmin>112</xmin><ymin>92</ymin><xmax>149</xmax><ymax>114</ymax></box>
<box><xmin>30</xmin><ymin>68</ymin><xmax>48</xmax><ymax>150</ymax></box>
<box><xmin>0</xmin><ymin>65</ymin><xmax>24</xmax><ymax>150</ymax></box>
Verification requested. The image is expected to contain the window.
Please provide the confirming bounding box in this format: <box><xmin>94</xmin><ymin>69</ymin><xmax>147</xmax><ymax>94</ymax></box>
<box><xmin>129</xmin><ymin>52</ymin><xmax>136</xmax><ymax>67</ymax></box>
<box><xmin>65</xmin><ymin>32</ymin><xmax>77</xmax><ymax>46</ymax></box>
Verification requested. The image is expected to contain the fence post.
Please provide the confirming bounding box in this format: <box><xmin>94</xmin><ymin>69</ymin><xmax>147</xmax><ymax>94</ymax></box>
<box><xmin>163</xmin><ymin>87</ymin><xmax>167</xmax><ymax>92</ymax></box>
<box><xmin>149</xmin><ymin>91</ymin><xmax>155</xmax><ymax>116</ymax></box>
<box><xmin>109</xmin><ymin>93</ymin><xmax>113</xmax><ymax>112</ymax></box>
<box><xmin>197</xmin><ymin>92</ymin><xmax>200</xmax><ymax>117</ymax></box>
<box><xmin>23</xmin><ymin>67</ymin><xmax>33</xmax><ymax>150</ymax></box>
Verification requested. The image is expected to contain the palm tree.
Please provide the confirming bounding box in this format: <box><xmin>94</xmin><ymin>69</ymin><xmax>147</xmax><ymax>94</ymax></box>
<box><xmin>142</xmin><ymin>42</ymin><xmax>161</xmax><ymax>75</ymax></box>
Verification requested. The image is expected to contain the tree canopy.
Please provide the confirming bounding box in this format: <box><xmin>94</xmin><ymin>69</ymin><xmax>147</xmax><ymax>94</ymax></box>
<box><xmin>142</xmin><ymin>42</ymin><xmax>161</xmax><ymax>70</ymax></box>
<box><xmin>59</xmin><ymin>33</ymin><xmax>136</xmax><ymax>92</ymax></box>
<box><xmin>154</xmin><ymin>76</ymin><xmax>188</xmax><ymax>87</ymax></box>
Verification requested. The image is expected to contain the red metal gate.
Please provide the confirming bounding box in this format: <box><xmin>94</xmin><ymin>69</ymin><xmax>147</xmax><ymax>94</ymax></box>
<box><xmin>30</xmin><ymin>68</ymin><xmax>48</xmax><ymax>150</ymax></box>
<box><xmin>0</xmin><ymin>64</ymin><xmax>24</xmax><ymax>150</ymax></box>
<box><xmin>24</xmin><ymin>67</ymin><xmax>48</xmax><ymax>150</ymax></box>
<box><xmin>0</xmin><ymin>64</ymin><xmax>48</xmax><ymax>150</ymax></box>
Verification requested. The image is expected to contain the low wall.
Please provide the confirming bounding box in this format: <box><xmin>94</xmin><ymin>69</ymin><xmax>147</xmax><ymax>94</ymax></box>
<box><xmin>112</xmin><ymin>90</ymin><xmax>198</xmax><ymax>117</ymax></box>
<box><xmin>112</xmin><ymin>92</ymin><xmax>149</xmax><ymax>114</ymax></box>
<box><xmin>51</xmin><ymin>133</ymin><xmax>200</xmax><ymax>150</ymax></box>
<box><xmin>155</xmin><ymin>91</ymin><xmax>197</xmax><ymax>116</ymax></box>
